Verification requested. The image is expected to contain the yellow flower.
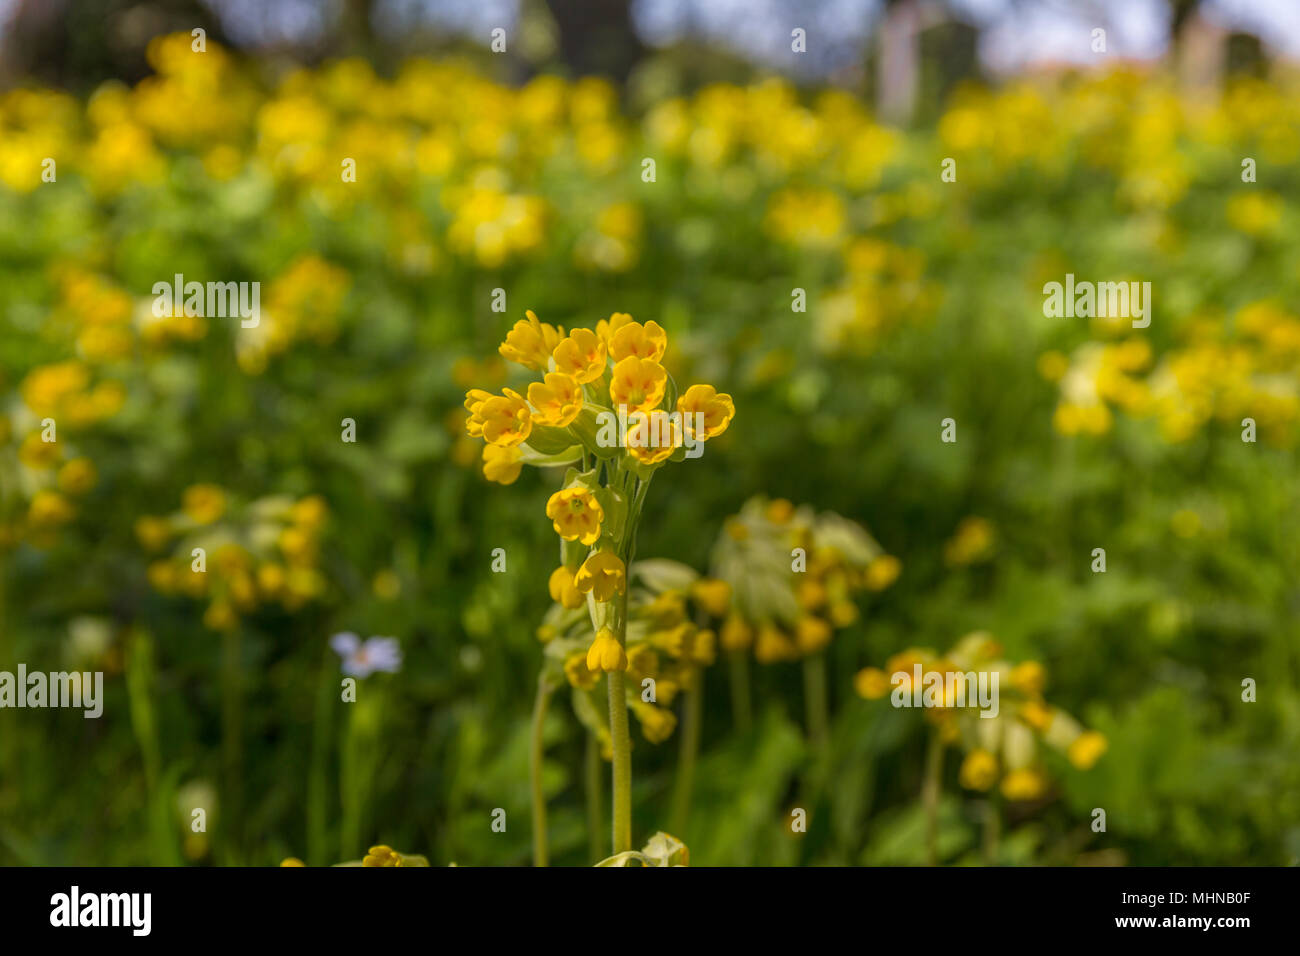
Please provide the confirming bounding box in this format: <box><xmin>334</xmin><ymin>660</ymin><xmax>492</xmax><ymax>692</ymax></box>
<box><xmin>595</xmin><ymin>311</ymin><xmax>635</xmax><ymax>347</ymax></box>
<box><xmin>1020</xmin><ymin>699</ymin><xmax>1054</xmax><ymax>731</ymax></box>
<box><xmin>690</xmin><ymin>578</ymin><xmax>731</xmax><ymax>617</ymax></box>
<box><xmin>203</xmin><ymin>599</ymin><xmax>238</xmax><ymax>631</ymax></box>
<box><xmin>291</xmin><ymin>495</ymin><xmax>328</xmax><ymax>529</ymax></box>
<box><xmin>574</xmin><ymin>550</ymin><xmax>626</xmax><ymax>602</ymax></box>
<box><xmin>463</xmin><ymin>388</ymin><xmax>494</xmax><ymax>438</ymax></box>
<box><xmin>765</xmin><ymin>499</ymin><xmax>795</xmax><ymax>523</ymax></box>
<box><xmin>362</xmin><ymin>845</ymin><xmax>406</xmax><ymax>867</ymax></box>
<box><xmin>720</xmin><ymin>613</ymin><xmax>752</xmax><ymax>651</ymax></box>
<box><xmin>829</xmin><ymin>600</ymin><xmax>858</xmax><ymax>627</ymax></box>
<box><xmin>1000</xmin><ymin>768</ymin><xmax>1047</xmax><ymax>802</ymax></box>
<box><xmin>1009</xmin><ymin>661</ymin><xmax>1046</xmax><ymax>695</ymax></box>
<box><xmin>147</xmin><ymin>560</ymin><xmax>179</xmax><ymax>593</ymax></box>
<box><xmin>280</xmin><ymin>857</ymin><xmax>306</xmax><ymax>867</ymax></box>
<box><xmin>586</xmin><ymin>626</ymin><xmax>628</xmax><ymax>672</ymax></box>
<box><xmin>626</xmin><ymin>643</ymin><xmax>660</xmax><ymax>681</ymax></box>
<box><xmin>797</xmin><ymin>578</ymin><xmax>827</xmax><ymax>610</ymax></box>
<box><xmin>545</xmin><ymin>486</ymin><xmax>603</xmax><ymax>544</ymax></box>
<box><xmin>18</xmin><ymin>433</ymin><xmax>60</xmax><ymax>470</ymax></box>
<box><xmin>182</xmin><ymin>484</ymin><xmax>226</xmax><ymax>525</ymax></box>
<box><xmin>564</xmin><ymin>652</ymin><xmax>600</xmax><ymax>688</ymax></box>
<box><xmin>134</xmin><ymin>516</ymin><xmax>173</xmax><ymax>551</ymax></box>
<box><xmin>551</xmin><ymin>328</ymin><xmax>607</xmax><ymax>384</ymax></box>
<box><xmin>677</xmin><ymin>383</ymin><xmax>735</xmax><ymax>440</ymax></box>
<box><xmin>632</xmin><ymin>700</ymin><xmax>677</xmax><ymax>743</ymax></box>
<box><xmin>863</xmin><ymin>554</ymin><xmax>901</xmax><ymax>591</ymax></box>
<box><xmin>754</xmin><ymin>624</ymin><xmax>797</xmax><ymax>663</ymax></box>
<box><xmin>482</xmin><ymin>443</ymin><xmax>522</xmax><ymax>484</ymax></box>
<box><xmin>28</xmin><ymin>490</ymin><xmax>74</xmax><ymax>527</ymax></box>
<box><xmin>854</xmin><ymin>667</ymin><xmax>890</xmax><ymax>699</ymax></box>
<box><xmin>499</xmin><ymin>310</ymin><xmax>563</xmax><ymax>370</ymax></box>
<box><xmin>608</xmin><ymin>319</ymin><xmax>667</xmax><ymax>362</ymax></box>
<box><xmin>794</xmin><ymin>615</ymin><xmax>832</xmax><ymax>654</ymax></box>
<box><xmin>609</xmin><ymin>356</ymin><xmax>667</xmax><ymax>413</ymax></box>
<box><xmin>476</xmin><ymin>388</ymin><xmax>532</xmax><ymax>447</ymax></box>
<box><xmin>625</xmin><ymin>411</ymin><xmax>681</xmax><ymax>465</ymax></box>
<box><xmin>944</xmin><ymin>516</ymin><xmax>994</xmax><ymax>566</ymax></box>
<box><xmin>1037</xmin><ymin>350</ymin><xmax>1069</xmax><ymax>382</ymax></box>
<box><xmin>258</xmin><ymin>562</ymin><xmax>287</xmax><ymax>599</ymax></box>
<box><xmin>527</xmin><ymin>372</ymin><xmax>583</xmax><ymax>426</ymax></box>
<box><xmin>58</xmin><ymin>458</ymin><xmax>98</xmax><ymax>496</ymax></box>
<box><xmin>548</xmin><ymin>566</ymin><xmax>585</xmax><ymax>609</ymax></box>
<box><xmin>959</xmin><ymin>749</ymin><xmax>998</xmax><ymax>791</ymax></box>
<box><xmin>1067</xmin><ymin>731</ymin><xmax>1108</xmax><ymax>770</ymax></box>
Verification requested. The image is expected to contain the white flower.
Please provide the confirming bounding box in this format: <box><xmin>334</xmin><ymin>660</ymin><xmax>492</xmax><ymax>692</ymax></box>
<box><xmin>330</xmin><ymin>632</ymin><xmax>402</xmax><ymax>678</ymax></box>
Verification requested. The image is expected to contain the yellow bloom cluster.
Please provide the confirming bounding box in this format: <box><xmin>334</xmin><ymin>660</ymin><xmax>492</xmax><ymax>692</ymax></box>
<box><xmin>855</xmin><ymin>632</ymin><xmax>1107</xmax><ymax>802</ymax></box>
<box><xmin>1046</xmin><ymin>302</ymin><xmax>1300</xmax><ymax>444</ymax></box>
<box><xmin>237</xmin><ymin>255</ymin><xmax>351</xmax><ymax>374</ymax></box>
<box><xmin>1</xmin><ymin>357</ymin><xmax>121</xmax><ymax>549</ymax></box>
<box><xmin>463</xmin><ymin>308</ymin><xmax>734</xmax><ymax>497</ymax></box>
<box><xmin>712</xmin><ymin>496</ymin><xmax>898</xmax><ymax>663</ymax></box>
<box><xmin>140</xmin><ymin>490</ymin><xmax>329</xmax><ymax>630</ymax></box>
<box><xmin>539</xmin><ymin>559</ymin><xmax>722</xmax><ymax>750</ymax></box>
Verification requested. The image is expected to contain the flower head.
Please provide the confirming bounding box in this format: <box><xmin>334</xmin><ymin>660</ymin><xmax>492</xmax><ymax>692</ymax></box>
<box><xmin>959</xmin><ymin>749</ymin><xmax>998</xmax><ymax>791</ymax></box>
<box><xmin>546</xmin><ymin>486</ymin><xmax>603</xmax><ymax>544</ymax></box>
<box><xmin>610</xmin><ymin>356</ymin><xmax>667</xmax><ymax>413</ymax></box>
<box><xmin>552</xmin><ymin>328</ymin><xmax>607</xmax><ymax>384</ymax></box>
<box><xmin>575</xmin><ymin>549</ymin><xmax>627</xmax><ymax>602</ymax></box>
<box><xmin>474</xmin><ymin>388</ymin><xmax>532</xmax><ymax>446</ymax></box>
<box><xmin>499</xmin><ymin>310</ymin><xmax>563</xmax><ymax>370</ymax></box>
<box><xmin>482</xmin><ymin>443</ymin><xmax>522</xmax><ymax>484</ymax></box>
<box><xmin>609</xmin><ymin>319</ymin><xmax>667</xmax><ymax>362</ymax></box>
<box><xmin>625</xmin><ymin>411</ymin><xmax>681</xmax><ymax>465</ymax></box>
<box><xmin>527</xmin><ymin>372</ymin><xmax>584</xmax><ymax>426</ymax></box>
<box><xmin>587</xmin><ymin>626</ymin><xmax>628</xmax><ymax>672</ymax></box>
<box><xmin>548</xmin><ymin>566</ymin><xmax>585</xmax><ymax>609</ymax></box>
<box><xmin>677</xmin><ymin>384</ymin><xmax>735</xmax><ymax>440</ymax></box>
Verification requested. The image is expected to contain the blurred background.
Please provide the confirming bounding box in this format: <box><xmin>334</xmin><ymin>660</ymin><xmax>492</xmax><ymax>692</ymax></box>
<box><xmin>0</xmin><ymin>0</ymin><xmax>1297</xmax><ymax>866</ymax></box>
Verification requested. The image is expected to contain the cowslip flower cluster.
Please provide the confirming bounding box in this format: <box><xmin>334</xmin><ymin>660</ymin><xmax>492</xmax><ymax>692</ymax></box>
<box><xmin>855</xmin><ymin>631</ymin><xmax>1107</xmax><ymax>802</ymax></box>
<box><xmin>711</xmin><ymin>496</ymin><xmax>899</xmax><ymax>664</ymax></box>
<box><xmin>465</xmin><ymin>308</ymin><xmax>733</xmax><ymax>856</ymax></box>
<box><xmin>138</xmin><ymin>489</ymin><xmax>329</xmax><ymax>630</ymax></box>
<box><xmin>537</xmin><ymin>558</ymin><xmax>724</xmax><ymax>751</ymax></box>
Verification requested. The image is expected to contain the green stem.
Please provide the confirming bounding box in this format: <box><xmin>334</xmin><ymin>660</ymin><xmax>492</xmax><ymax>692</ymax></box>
<box><xmin>802</xmin><ymin>652</ymin><xmax>829</xmax><ymax>751</ymax></box>
<box><xmin>728</xmin><ymin>650</ymin><xmax>752</xmax><ymax>733</ymax></box>
<box><xmin>307</xmin><ymin>648</ymin><xmax>335</xmax><ymax>866</ymax></box>
<box><xmin>607</xmin><ymin>668</ymin><xmax>632</xmax><ymax>854</ymax></box>
<box><xmin>530</xmin><ymin>674</ymin><xmax>553</xmax><ymax>867</ymax></box>
<box><xmin>983</xmin><ymin>791</ymin><xmax>1001</xmax><ymax>865</ymax></box>
<box><xmin>669</xmin><ymin>675</ymin><xmax>703</xmax><ymax>834</ymax></box>
<box><xmin>220</xmin><ymin>625</ymin><xmax>242</xmax><ymax>859</ymax></box>
<box><xmin>922</xmin><ymin>730</ymin><xmax>944</xmax><ymax>866</ymax></box>
<box><xmin>585</xmin><ymin>731</ymin><xmax>603</xmax><ymax>862</ymax></box>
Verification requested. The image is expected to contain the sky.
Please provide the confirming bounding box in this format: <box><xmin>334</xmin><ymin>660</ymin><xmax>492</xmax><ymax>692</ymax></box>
<box><xmin>2</xmin><ymin>0</ymin><xmax>1299</xmax><ymax>74</ymax></box>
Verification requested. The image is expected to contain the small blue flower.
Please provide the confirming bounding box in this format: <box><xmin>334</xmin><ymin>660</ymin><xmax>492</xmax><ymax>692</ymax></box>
<box><xmin>330</xmin><ymin>632</ymin><xmax>402</xmax><ymax>678</ymax></box>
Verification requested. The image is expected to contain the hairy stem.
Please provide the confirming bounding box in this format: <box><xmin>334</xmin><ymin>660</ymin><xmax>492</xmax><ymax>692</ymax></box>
<box><xmin>530</xmin><ymin>675</ymin><xmax>553</xmax><ymax>866</ymax></box>
<box><xmin>607</xmin><ymin>668</ymin><xmax>632</xmax><ymax>853</ymax></box>
<box><xmin>585</xmin><ymin>730</ymin><xmax>603</xmax><ymax>861</ymax></box>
